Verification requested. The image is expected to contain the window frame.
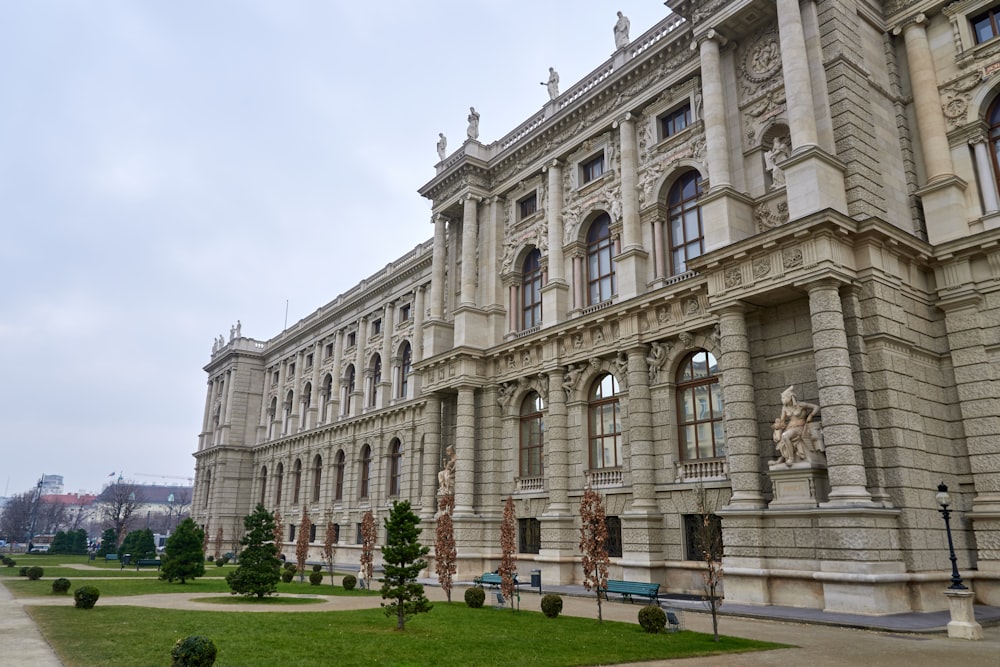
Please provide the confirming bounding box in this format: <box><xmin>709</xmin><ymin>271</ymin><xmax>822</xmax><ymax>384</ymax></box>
<box><xmin>334</xmin><ymin>450</ymin><xmax>345</xmax><ymax>501</ymax></box>
<box><xmin>388</xmin><ymin>439</ymin><xmax>402</xmax><ymax>497</ymax></box>
<box><xmin>518</xmin><ymin>192</ymin><xmax>538</xmax><ymax>219</ymax></box>
<box><xmin>667</xmin><ymin>171</ymin><xmax>704</xmax><ymax>276</ymax></box>
<box><xmin>518</xmin><ymin>517</ymin><xmax>541</xmax><ymax>554</ymax></box>
<box><xmin>659</xmin><ymin>102</ymin><xmax>692</xmax><ymax>140</ymax></box>
<box><xmin>359</xmin><ymin>444</ymin><xmax>372</xmax><ymax>500</ymax></box>
<box><xmin>398</xmin><ymin>342</ymin><xmax>412</xmax><ymax>399</ymax></box>
<box><xmin>580</xmin><ymin>153</ymin><xmax>606</xmax><ymax>185</ymax></box>
<box><xmin>605</xmin><ymin>515</ymin><xmax>623</xmax><ymax>558</ymax></box>
<box><xmin>588</xmin><ymin>374</ymin><xmax>623</xmax><ymax>469</ymax></box>
<box><xmin>521</xmin><ymin>249</ymin><xmax>543</xmax><ymax>329</ymax></box>
<box><xmin>586</xmin><ymin>213</ymin><xmax>617</xmax><ymax>306</ymax></box>
<box><xmin>311</xmin><ymin>454</ymin><xmax>322</xmax><ymax>503</ymax></box>
<box><xmin>518</xmin><ymin>391</ymin><xmax>545</xmax><ymax>478</ymax></box>
<box><xmin>676</xmin><ymin>349</ymin><xmax>725</xmax><ymax>461</ymax></box>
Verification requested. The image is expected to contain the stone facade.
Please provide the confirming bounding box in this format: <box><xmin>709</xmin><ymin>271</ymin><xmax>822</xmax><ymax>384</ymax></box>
<box><xmin>192</xmin><ymin>2</ymin><xmax>1000</xmax><ymax>614</ymax></box>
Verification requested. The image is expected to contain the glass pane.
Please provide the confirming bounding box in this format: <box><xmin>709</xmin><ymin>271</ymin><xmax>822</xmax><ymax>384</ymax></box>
<box><xmin>711</xmin><ymin>383</ymin><xmax>724</xmax><ymax>415</ymax></box>
<box><xmin>673</xmin><ymin>249</ymin><xmax>686</xmax><ymax>274</ymax></box>
<box><xmin>695</xmin><ymin>384</ymin><xmax>711</xmax><ymax>419</ymax></box>
<box><xmin>714</xmin><ymin>422</ymin><xmax>726</xmax><ymax>456</ymax></box>
<box><xmin>590</xmin><ymin>438</ymin><xmax>602</xmax><ymax>467</ymax></box>
<box><xmin>603</xmin><ymin>438</ymin><xmax>615</xmax><ymax>468</ymax></box>
<box><xmin>588</xmin><ymin>252</ymin><xmax>600</xmax><ymax>277</ymax></box>
<box><xmin>599</xmin><ymin>247</ymin><xmax>611</xmax><ymax>274</ymax></box>
<box><xmin>691</xmin><ymin>352</ymin><xmax>707</xmax><ymax>379</ymax></box>
<box><xmin>670</xmin><ymin>215</ymin><xmax>683</xmax><ymax>242</ymax></box>
<box><xmin>706</xmin><ymin>352</ymin><xmax>719</xmax><ymax>375</ymax></box>
<box><xmin>686</xmin><ymin>240</ymin><xmax>702</xmax><ymax>260</ymax></box>
<box><xmin>614</xmin><ymin>438</ymin><xmax>623</xmax><ymax>467</ymax></box>
<box><xmin>684</xmin><ymin>209</ymin><xmax>700</xmax><ymax>239</ymax></box>
<box><xmin>682</xmin><ymin>425</ymin><xmax>696</xmax><ymax>459</ymax></box>
<box><xmin>680</xmin><ymin>388</ymin><xmax>695</xmax><ymax>423</ymax></box>
<box><xmin>697</xmin><ymin>422</ymin><xmax>713</xmax><ymax>457</ymax></box>
<box><xmin>590</xmin><ymin>282</ymin><xmax>601</xmax><ymax>304</ymax></box>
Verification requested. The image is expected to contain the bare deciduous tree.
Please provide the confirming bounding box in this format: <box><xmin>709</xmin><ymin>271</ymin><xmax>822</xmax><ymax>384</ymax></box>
<box><xmin>97</xmin><ymin>480</ymin><xmax>144</xmax><ymax>547</ymax></box>
<box><xmin>695</xmin><ymin>484</ymin><xmax>724</xmax><ymax>642</ymax></box>
<box><xmin>272</xmin><ymin>509</ymin><xmax>284</xmax><ymax>558</ymax></box>
<box><xmin>499</xmin><ymin>496</ymin><xmax>517</xmax><ymax>609</ymax></box>
<box><xmin>322</xmin><ymin>521</ymin><xmax>338</xmax><ymax>586</ymax></box>
<box><xmin>360</xmin><ymin>510</ymin><xmax>377</xmax><ymax>588</ymax></box>
<box><xmin>214</xmin><ymin>526</ymin><xmax>224</xmax><ymax>561</ymax></box>
<box><xmin>296</xmin><ymin>506</ymin><xmax>312</xmax><ymax>583</ymax></box>
<box><xmin>579</xmin><ymin>484</ymin><xmax>610</xmax><ymax>622</ymax></box>
<box><xmin>434</xmin><ymin>494</ymin><xmax>457</xmax><ymax>602</ymax></box>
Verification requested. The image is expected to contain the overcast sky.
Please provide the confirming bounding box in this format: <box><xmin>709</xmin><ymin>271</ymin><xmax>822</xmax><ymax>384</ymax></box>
<box><xmin>0</xmin><ymin>1</ymin><xmax>672</xmax><ymax>497</ymax></box>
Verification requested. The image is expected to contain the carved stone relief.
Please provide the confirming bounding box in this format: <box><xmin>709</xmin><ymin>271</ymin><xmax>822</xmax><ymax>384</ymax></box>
<box><xmin>755</xmin><ymin>199</ymin><xmax>790</xmax><ymax>232</ymax></box>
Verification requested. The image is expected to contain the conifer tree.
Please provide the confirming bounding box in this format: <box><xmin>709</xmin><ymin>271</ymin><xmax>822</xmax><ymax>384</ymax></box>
<box><xmin>579</xmin><ymin>484</ymin><xmax>610</xmax><ymax>622</ymax></box>
<box><xmin>161</xmin><ymin>518</ymin><xmax>206</xmax><ymax>584</ymax></box>
<box><xmin>434</xmin><ymin>494</ymin><xmax>456</xmax><ymax>602</ymax></box>
<box><xmin>380</xmin><ymin>501</ymin><xmax>431</xmax><ymax>630</ymax></box>
<box><xmin>226</xmin><ymin>504</ymin><xmax>281</xmax><ymax>598</ymax></box>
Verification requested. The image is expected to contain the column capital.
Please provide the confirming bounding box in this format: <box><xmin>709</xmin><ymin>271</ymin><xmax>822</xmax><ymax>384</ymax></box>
<box><xmin>612</xmin><ymin>111</ymin><xmax>635</xmax><ymax>128</ymax></box>
<box><xmin>891</xmin><ymin>12</ymin><xmax>926</xmax><ymax>37</ymax></box>
<box><xmin>542</xmin><ymin>158</ymin><xmax>564</xmax><ymax>172</ymax></box>
<box><xmin>691</xmin><ymin>28</ymin><xmax>727</xmax><ymax>51</ymax></box>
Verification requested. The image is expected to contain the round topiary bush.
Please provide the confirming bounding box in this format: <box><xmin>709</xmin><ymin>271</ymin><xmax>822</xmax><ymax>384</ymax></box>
<box><xmin>464</xmin><ymin>587</ymin><xmax>486</xmax><ymax>608</ymax></box>
<box><xmin>309</xmin><ymin>571</ymin><xmax>323</xmax><ymax>585</ymax></box>
<box><xmin>638</xmin><ymin>605</ymin><xmax>667</xmax><ymax>634</ymax></box>
<box><xmin>171</xmin><ymin>635</ymin><xmax>217</xmax><ymax>667</ymax></box>
<box><xmin>312</xmin><ymin>564</ymin><xmax>322</xmax><ymax>573</ymax></box>
<box><xmin>19</xmin><ymin>566</ymin><xmax>29</xmax><ymax>577</ymax></box>
<box><xmin>27</xmin><ymin>566</ymin><xmax>44</xmax><ymax>581</ymax></box>
<box><xmin>342</xmin><ymin>574</ymin><xmax>357</xmax><ymax>591</ymax></box>
<box><xmin>220</xmin><ymin>556</ymin><xmax>230</xmax><ymax>565</ymax></box>
<box><xmin>52</xmin><ymin>578</ymin><xmax>72</xmax><ymax>594</ymax></box>
<box><xmin>74</xmin><ymin>585</ymin><xmax>101</xmax><ymax>610</ymax></box>
<box><xmin>283</xmin><ymin>561</ymin><xmax>296</xmax><ymax>571</ymax></box>
<box><xmin>540</xmin><ymin>593</ymin><xmax>563</xmax><ymax>618</ymax></box>
<box><xmin>215</xmin><ymin>559</ymin><xmax>225</xmax><ymax>567</ymax></box>
<box><xmin>280</xmin><ymin>570</ymin><xmax>295</xmax><ymax>583</ymax></box>
<box><xmin>206</xmin><ymin>555</ymin><xmax>214</xmax><ymax>562</ymax></box>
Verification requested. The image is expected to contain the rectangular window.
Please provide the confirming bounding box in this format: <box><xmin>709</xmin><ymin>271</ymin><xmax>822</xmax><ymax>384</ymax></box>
<box><xmin>288</xmin><ymin>363</ymin><xmax>295</xmax><ymax>377</ymax></box>
<box><xmin>309</xmin><ymin>524</ymin><xmax>317</xmax><ymax>542</ymax></box>
<box><xmin>683</xmin><ymin>513</ymin><xmax>723</xmax><ymax>561</ymax></box>
<box><xmin>518</xmin><ymin>517</ymin><xmax>541</xmax><ymax>554</ymax></box>
<box><xmin>371</xmin><ymin>319</ymin><xmax>381</xmax><ymax>337</ymax></box>
<box><xmin>660</xmin><ymin>103</ymin><xmax>692</xmax><ymax>139</ymax></box>
<box><xmin>347</xmin><ymin>332</ymin><xmax>356</xmax><ymax>348</ymax></box>
<box><xmin>305</xmin><ymin>353</ymin><xmax>313</xmax><ymax>368</ymax></box>
<box><xmin>605</xmin><ymin>516</ymin><xmax>623</xmax><ymax>558</ymax></box>
<box><xmin>518</xmin><ymin>192</ymin><xmax>538</xmax><ymax>219</ymax></box>
<box><xmin>973</xmin><ymin>8</ymin><xmax>1000</xmax><ymax>44</ymax></box>
<box><xmin>325</xmin><ymin>343</ymin><xmax>333</xmax><ymax>358</ymax></box>
<box><xmin>398</xmin><ymin>304</ymin><xmax>411</xmax><ymax>322</ymax></box>
<box><xmin>581</xmin><ymin>154</ymin><xmax>605</xmax><ymax>184</ymax></box>
<box><xmin>289</xmin><ymin>524</ymin><xmax>296</xmax><ymax>541</ymax></box>
<box><xmin>356</xmin><ymin>523</ymin><xmax>364</xmax><ymax>545</ymax></box>
<box><xmin>272</xmin><ymin>371</ymin><xmax>279</xmax><ymax>385</ymax></box>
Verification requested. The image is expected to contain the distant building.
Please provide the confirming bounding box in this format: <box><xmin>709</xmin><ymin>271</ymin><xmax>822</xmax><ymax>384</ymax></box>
<box><xmin>39</xmin><ymin>475</ymin><xmax>64</xmax><ymax>496</ymax></box>
<box><xmin>193</xmin><ymin>4</ymin><xmax>1000</xmax><ymax>616</ymax></box>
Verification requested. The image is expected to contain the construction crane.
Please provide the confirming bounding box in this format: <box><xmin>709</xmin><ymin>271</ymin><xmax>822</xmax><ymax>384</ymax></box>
<box><xmin>135</xmin><ymin>473</ymin><xmax>194</xmax><ymax>484</ymax></box>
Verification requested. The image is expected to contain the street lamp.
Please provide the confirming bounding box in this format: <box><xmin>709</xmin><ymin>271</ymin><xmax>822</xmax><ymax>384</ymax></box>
<box><xmin>935</xmin><ymin>482</ymin><xmax>967</xmax><ymax>590</ymax></box>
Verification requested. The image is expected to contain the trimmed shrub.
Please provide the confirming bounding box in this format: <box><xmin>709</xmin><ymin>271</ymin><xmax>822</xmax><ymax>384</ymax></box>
<box><xmin>280</xmin><ymin>570</ymin><xmax>295</xmax><ymax>583</ymax></box>
<box><xmin>283</xmin><ymin>562</ymin><xmax>296</xmax><ymax>572</ymax></box>
<box><xmin>312</xmin><ymin>564</ymin><xmax>322</xmax><ymax>573</ymax></box>
<box><xmin>215</xmin><ymin>559</ymin><xmax>225</xmax><ymax>567</ymax></box>
<box><xmin>309</xmin><ymin>571</ymin><xmax>323</xmax><ymax>585</ymax></box>
<box><xmin>342</xmin><ymin>574</ymin><xmax>357</xmax><ymax>591</ymax></box>
<box><xmin>27</xmin><ymin>566</ymin><xmax>44</xmax><ymax>580</ymax></box>
<box><xmin>171</xmin><ymin>635</ymin><xmax>217</xmax><ymax>667</ymax></box>
<box><xmin>464</xmin><ymin>587</ymin><xmax>486</xmax><ymax>608</ymax></box>
<box><xmin>206</xmin><ymin>555</ymin><xmax>214</xmax><ymax>562</ymax></box>
<box><xmin>220</xmin><ymin>556</ymin><xmax>230</xmax><ymax>565</ymax></box>
<box><xmin>638</xmin><ymin>605</ymin><xmax>667</xmax><ymax>634</ymax></box>
<box><xmin>540</xmin><ymin>593</ymin><xmax>563</xmax><ymax>618</ymax></box>
<box><xmin>52</xmin><ymin>578</ymin><xmax>72</xmax><ymax>594</ymax></box>
<box><xmin>19</xmin><ymin>567</ymin><xmax>29</xmax><ymax>577</ymax></box>
<box><xmin>74</xmin><ymin>585</ymin><xmax>101</xmax><ymax>610</ymax></box>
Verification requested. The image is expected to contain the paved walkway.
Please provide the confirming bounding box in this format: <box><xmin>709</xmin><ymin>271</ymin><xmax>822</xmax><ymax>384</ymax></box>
<box><xmin>3</xmin><ymin>574</ymin><xmax>1000</xmax><ymax>666</ymax></box>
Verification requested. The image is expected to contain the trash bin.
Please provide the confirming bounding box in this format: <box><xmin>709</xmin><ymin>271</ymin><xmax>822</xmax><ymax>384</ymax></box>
<box><xmin>88</xmin><ymin>552</ymin><xmax>95</xmax><ymax>562</ymax></box>
<box><xmin>530</xmin><ymin>569</ymin><xmax>541</xmax><ymax>594</ymax></box>
<box><xmin>122</xmin><ymin>553</ymin><xmax>132</xmax><ymax>566</ymax></box>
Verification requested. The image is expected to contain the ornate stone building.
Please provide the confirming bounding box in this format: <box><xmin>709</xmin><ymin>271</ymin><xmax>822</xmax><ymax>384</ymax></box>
<box><xmin>193</xmin><ymin>1</ymin><xmax>1000</xmax><ymax>614</ymax></box>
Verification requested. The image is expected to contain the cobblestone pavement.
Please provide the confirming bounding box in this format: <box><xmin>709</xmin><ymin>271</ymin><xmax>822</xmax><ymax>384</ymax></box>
<box><xmin>4</xmin><ymin>575</ymin><xmax>1000</xmax><ymax>666</ymax></box>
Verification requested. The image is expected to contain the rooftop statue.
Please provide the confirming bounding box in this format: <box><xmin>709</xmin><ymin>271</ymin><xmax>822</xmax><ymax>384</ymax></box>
<box><xmin>541</xmin><ymin>67</ymin><xmax>559</xmax><ymax>100</ymax></box>
<box><xmin>436</xmin><ymin>133</ymin><xmax>447</xmax><ymax>161</ymax></box>
<box><xmin>467</xmin><ymin>107</ymin><xmax>480</xmax><ymax>141</ymax></box>
<box><xmin>614</xmin><ymin>11</ymin><xmax>630</xmax><ymax>50</ymax></box>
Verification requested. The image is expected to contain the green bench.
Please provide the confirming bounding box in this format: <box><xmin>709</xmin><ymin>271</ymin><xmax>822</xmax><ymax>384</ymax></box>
<box><xmin>475</xmin><ymin>572</ymin><xmax>519</xmax><ymax>593</ymax></box>
<box><xmin>134</xmin><ymin>558</ymin><xmax>162</xmax><ymax>571</ymax></box>
<box><xmin>104</xmin><ymin>554</ymin><xmax>119</xmax><ymax>562</ymax></box>
<box><xmin>603</xmin><ymin>579</ymin><xmax>660</xmax><ymax>604</ymax></box>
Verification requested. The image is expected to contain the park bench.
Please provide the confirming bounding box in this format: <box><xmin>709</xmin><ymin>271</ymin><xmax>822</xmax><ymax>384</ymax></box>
<box><xmin>133</xmin><ymin>559</ymin><xmax>162</xmax><ymax>571</ymax></box>
<box><xmin>475</xmin><ymin>572</ymin><xmax>519</xmax><ymax>593</ymax></box>
<box><xmin>104</xmin><ymin>554</ymin><xmax>118</xmax><ymax>562</ymax></box>
<box><xmin>602</xmin><ymin>579</ymin><xmax>660</xmax><ymax>604</ymax></box>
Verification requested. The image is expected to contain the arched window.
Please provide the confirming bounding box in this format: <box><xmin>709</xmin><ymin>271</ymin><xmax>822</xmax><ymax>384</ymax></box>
<box><xmin>519</xmin><ymin>391</ymin><xmax>545</xmax><ymax>477</ymax></box>
<box><xmin>388</xmin><ymin>439</ymin><xmax>402</xmax><ymax>497</ymax></box>
<box><xmin>258</xmin><ymin>466</ymin><xmax>268</xmax><ymax>505</ymax></box>
<box><xmin>587</xmin><ymin>213</ymin><xmax>616</xmax><ymax>305</ymax></box>
<box><xmin>274</xmin><ymin>462</ymin><xmax>284</xmax><ymax>506</ymax></box>
<box><xmin>667</xmin><ymin>171</ymin><xmax>703</xmax><ymax>275</ymax></box>
<box><xmin>398</xmin><ymin>342</ymin><xmax>412</xmax><ymax>399</ymax></box>
<box><xmin>359</xmin><ymin>444</ymin><xmax>372</xmax><ymax>499</ymax></box>
<box><xmin>303</xmin><ymin>382</ymin><xmax>312</xmax><ymax>409</ymax></box>
<box><xmin>334</xmin><ymin>450</ymin><xmax>345</xmax><ymax>501</ymax></box>
<box><xmin>311</xmin><ymin>454</ymin><xmax>322</xmax><ymax>503</ymax></box>
<box><xmin>588</xmin><ymin>374</ymin><xmax>622</xmax><ymax>469</ymax></box>
<box><xmin>267</xmin><ymin>397</ymin><xmax>278</xmax><ymax>439</ymax></box>
<box><xmin>322</xmin><ymin>374</ymin><xmax>333</xmax><ymax>422</ymax></box>
<box><xmin>283</xmin><ymin>390</ymin><xmax>294</xmax><ymax>434</ymax></box>
<box><xmin>344</xmin><ymin>365</ymin><xmax>356</xmax><ymax>415</ymax></box>
<box><xmin>369</xmin><ymin>355</ymin><xmax>381</xmax><ymax>407</ymax></box>
<box><xmin>676</xmin><ymin>349</ymin><xmax>725</xmax><ymax>460</ymax></box>
<box><xmin>522</xmin><ymin>249</ymin><xmax>543</xmax><ymax>329</ymax></box>
<box><xmin>292</xmin><ymin>459</ymin><xmax>302</xmax><ymax>504</ymax></box>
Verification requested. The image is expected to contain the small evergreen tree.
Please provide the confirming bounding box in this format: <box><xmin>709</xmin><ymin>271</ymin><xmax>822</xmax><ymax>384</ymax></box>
<box><xmin>380</xmin><ymin>501</ymin><xmax>431</xmax><ymax>630</ymax></box>
<box><xmin>226</xmin><ymin>504</ymin><xmax>280</xmax><ymax>598</ymax></box>
<box><xmin>70</xmin><ymin>529</ymin><xmax>89</xmax><ymax>555</ymax></box>
<box><xmin>321</xmin><ymin>521</ymin><xmax>338</xmax><ymax>587</ymax></box>
<box><xmin>96</xmin><ymin>528</ymin><xmax>117</xmax><ymax>557</ymax></box>
<box><xmin>295</xmin><ymin>507</ymin><xmax>312</xmax><ymax>583</ymax></box>
<box><xmin>50</xmin><ymin>531</ymin><xmax>69</xmax><ymax>555</ymax></box>
<box><xmin>120</xmin><ymin>528</ymin><xmax>157</xmax><ymax>560</ymax></box>
<box><xmin>579</xmin><ymin>484</ymin><xmax>610</xmax><ymax>623</ymax></box>
<box><xmin>161</xmin><ymin>518</ymin><xmax>206</xmax><ymax>584</ymax></box>
<box><xmin>359</xmin><ymin>510</ymin><xmax>377</xmax><ymax>588</ymax></box>
<box><xmin>434</xmin><ymin>494</ymin><xmax>457</xmax><ymax>602</ymax></box>
<box><xmin>499</xmin><ymin>496</ymin><xmax>517</xmax><ymax>609</ymax></box>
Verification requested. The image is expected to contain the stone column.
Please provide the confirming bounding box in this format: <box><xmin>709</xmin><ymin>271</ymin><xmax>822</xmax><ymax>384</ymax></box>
<box><xmin>330</xmin><ymin>330</ymin><xmax>343</xmax><ymax>419</ymax></box>
<box><xmin>222</xmin><ymin>368</ymin><xmax>237</xmax><ymax>441</ymax></box>
<box><xmin>352</xmin><ymin>316</ymin><xmax>367</xmax><ymax>417</ymax></box>
<box><xmin>412</xmin><ymin>286</ymin><xmax>425</xmax><ymax>361</ymax></box>
<box><xmin>200</xmin><ymin>379</ymin><xmax>213</xmax><ymax>450</ymax></box>
<box><xmin>652</xmin><ymin>219</ymin><xmax>665</xmax><ymax>280</ymax></box>
<box><xmin>308</xmin><ymin>342</ymin><xmax>321</xmax><ymax>428</ymax></box>
<box><xmin>544</xmin><ymin>367</ymin><xmax>570</xmax><ymax>513</ymax></box>
<box><xmin>572</xmin><ymin>254</ymin><xmax>585</xmax><ymax>310</ymax></box>
<box><xmin>379</xmin><ymin>302</ymin><xmax>395</xmax><ymax>408</ymax></box>
<box><xmin>430</xmin><ymin>215</ymin><xmax>447</xmax><ymax>319</ymax></box>
<box><xmin>454</xmin><ymin>386</ymin><xmax>477</xmax><ymax>514</ymax></box>
<box><xmin>460</xmin><ymin>197</ymin><xmax>479</xmax><ymax>306</ymax></box>
<box><xmin>256</xmin><ymin>374</ymin><xmax>270</xmax><ymax>443</ymax></box>
<box><xmin>289</xmin><ymin>351</ymin><xmax>302</xmax><ymax>433</ymax></box>
<box><xmin>626</xmin><ymin>348</ymin><xmax>657</xmax><ymax>508</ymax></box>
<box><xmin>420</xmin><ymin>393</ymin><xmax>442</xmax><ymax>519</ymax></box>
<box><xmin>613</xmin><ymin>114</ymin><xmax>647</xmax><ymax>299</ymax></box>
<box><xmin>808</xmin><ymin>280</ymin><xmax>873</xmax><ymax>506</ymax></box>
<box><xmin>971</xmin><ymin>138</ymin><xmax>1000</xmax><ymax>214</ymax></box>
<box><xmin>508</xmin><ymin>283</ymin><xmax>519</xmax><ymax>332</ymax></box>
<box><xmin>718</xmin><ymin>306</ymin><xmax>765</xmax><ymax>509</ymax></box>
<box><xmin>776</xmin><ymin>0</ymin><xmax>818</xmax><ymax>149</ymax></box>
<box><xmin>542</xmin><ymin>159</ymin><xmax>570</xmax><ymax>326</ymax></box>
<box><xmin>697</xmin><ymin>31</ymin><xmax>732</xmax><ymax>188</ymax></box>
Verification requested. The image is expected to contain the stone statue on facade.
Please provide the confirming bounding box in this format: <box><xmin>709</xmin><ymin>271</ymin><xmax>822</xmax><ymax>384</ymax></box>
<box><xmin>771</xmin><ymin>385</ymin><xmax>825</xmax><ymax>466</ymax></box>
<box><xmin>562</xmin><ymin>364</ymin><xmax>583</xmax><ymax>398</ymax></box>
<box><xmin>764</xmin><ymin>135</ymin><xmax>789</xmax><ymax>187</ymax></box>
<box><xmin>230</xmin><ymin>324</ymin><xmax>236</xmax><ymax>342</ymax></box>
<box><xmin>436</xmin><ymin>133</ymin><xmax>447</xmax><ymax>161</ymax></box>
<box><xmin>235</xmin><ymin>320</ymin><xmax>241</xmax><ymax>338</ymax></box>
<box><xmin>438</xmin><ymin>445</ymin><xmax>456</xmax><ymax>495</ymax></box>
<box><xmin>541</xmin><ymin>67</ymin><xmax>560</xmax><ymax>100</ymax></box>
<box><xmin>646</xmin><ymin>341</ymin><xmax>669</xmax><ymax>383</ymax></box>
<box><xmin>467</xmin><ymin>107</ymin><xmax>480</xmax><ymax>141</ymax></box>
<box><xmin>614</xmin><ymin>11</ymin><xmax>630</xmax><ymax>50</ymax></box>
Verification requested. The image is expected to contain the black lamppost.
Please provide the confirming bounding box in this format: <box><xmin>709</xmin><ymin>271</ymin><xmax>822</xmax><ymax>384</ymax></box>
<box><xmin>935</xmin><ymin>482</ymin><xmax>967</xmax><ymax>590</ymax></box>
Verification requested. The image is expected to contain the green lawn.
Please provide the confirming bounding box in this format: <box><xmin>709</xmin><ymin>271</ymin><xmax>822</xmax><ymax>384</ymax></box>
<box><xmin>27</xmin><ymin>603</ymin><xmax>787</xmax><ymax>667</ymax></box>
<box><xmin>3</xmin><ymin>576</ymin><xmax>378</xmax><ymax>598</ymax></box>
